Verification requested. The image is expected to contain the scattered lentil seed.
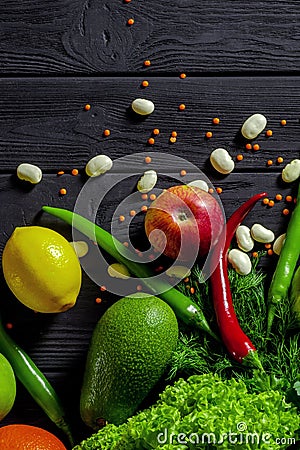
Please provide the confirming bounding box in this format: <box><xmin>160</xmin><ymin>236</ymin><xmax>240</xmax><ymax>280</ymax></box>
<box><xmin>253</xmin><ymin>144</ymin><xmax>260</xmax><ymax>151</ymax></box>
<box><xmin>268</xmin><ymin>200</ymin><xmax>275</xmax><ymax>207</ymax></box>
<box><xmin>141</xmin><ymin>193</ymin><xmax>148</xmax><ymax>200</ymax></box>
<box><xmin>286</xmin><ymin>195</ymin><xmax>293</xmax><ymax>202</ymax></box>
<box><xmin>267</xmin><ymin>160</ymin><xmax>273</xmax><ymax>166</ymax></box>
<box><xmin>190</xmin><ymin>287</ymin><xmax>195</xmax><ymax>294</ymax></box>
<box><xmin>144</xmin><ymin>60</ymin><xmax>151</xmax><ymax>67</ymax></box>
<box><xmin>178</xmin><ymin>104</ymin><xmax>186</xmax><ymax>111</ymax></box>
<box><xmin>123</xmin><ymin>242</ymin><xmax>129</xmax><ymax>247</ymax></box>
<box><xmin>144</xmin><ymin>156</ymin><xmax>152</xmax><ymax>164</ymax></box>
<box><xmin>148</xmin><ymin>137</ymin><xmax>155</xmax><ymax>145</ymax></box>
<box><xmin>252</xmin><ymin>251</ymin><xmax>259</xmax><ymax>258</ymax></box>
<box><xmin>124</xmin><ymin>0</ymin><xmax>132</xmax><ymax>3</ymax></box>
<box><xmin>141</xmin><ymin>80</ymin><xmax>149</xmax><ymax>87</ymax></box>
<box><xmin>100</xmin><ymin>285</ymin><xmax>107</xmax><ymax>291</ymax></box>
<box><xmin>103</xmin><ymin>129</ymin><xmax>111</xmax><ymax>136</ymax></box>
<box><xmin>245</xmin><ymin>143</ymin><xmax>252</xmax><ymax>150</ymax></box>
<box><xmin>236</xmin><ymin>154</ymin><xmax>244</xmax><ymax>161</ymax></box>
<box><xmin>141</xmin><ymin>205</ymin><xmax>148</xmax><ymax>212</ymax></box>
<box><xmin>205</xmin><ymin>131</ymin><xmax>213</xmax><ymax>139</ymax></box>
<box><xmin>57</xmin><ymin>170</ymin><xmax>65</xmax><ymax>176</ymax></box>
<box><xmin>129</xmin><ymin>210</ymin><xmax>136</xmax><ymax>217</ymax></box>
<box><xmin>184</xmin><ymin>277</ymin><xmax>189</xmax><ymax>283</ymax></box>
<box><xmin>275</xmin><ymin>194</ymin><xmax>283</xmax><ymax>201</ymax></box>
<box><xmin>265</xmin><ymin>243</ymin><xmax>272</xmax><ymax>249</ymax></box>
<box><xmin>169</xmin><ymin>136</ymin><xmax>177</xmax><ymax>143</ymax></box>
<box><xmin>283</xmin><ymin>208</ymin><xmax>290</xmax><ymax>215</ymax></box>
<box><xmin>5</xmin><ymin>323</ymin><xmax>13</xmax><ymax>330</ymax></box>
<box><xmin>212</xmin><ymin>117</ymin><xmax>220</xmax><ymax>125</ymax></box>
<box><xmin>277</xmin><ymin>156</ymin><xmax>284</xmax><ymax>164</ymax></box>
<box><xmin>208</xmin><ymin>188</ymin><xmax>214</xmax><ymax>194</ymax></box>
<box><xmin>180</xmin><ymin>169</ymin><xmax>187</xmax><ymax>176</ymax></box>
<box><xmin>84</xmin><ymin>104</ymin><xmax>91</xmax><ymax>111</ymax></box>
<box><xmin>216</xmin><ymin>187</ymin><xmax>223</xmax><ymax>194</ymax></box>
<box><xmin>95</xmin><ymin>297</ymin><xmax>102</xmax><ymax>304</ymax></box>
<box><xmin>127</xmin><ymin>18</ymin><xmax>134</xmax><ymax>25</ymax></box>
<box><xmin>152</xmin><ymin>129</ymin><xmax>160</xmax><ymax>136</ymax></box>
<box><xmin>263</xmin><ymin>198</ymin><xmax>270</xmax><ymax>205</ymax></box>
<box><xmin>267</xmin><ymin>249</ymin><xmax>274</xmax><ymax>256</ymax></box>
<box><xmin>149</xmin><ymin>193</ymin><xmax>156</xmax><ymax>201</ymax></box>
<box><xmin>119</xmin><ymin>215</ymin><xmax>125</xmax><ymax>222</ymax></box>
<box><xmin>136</xmin><ymin>285</ymin><xmax>143</xmax><ymax>291</ymax></box>
<box><xmin>59</xmin><ymin>188</ymin><xmax>67</xmax><ymax>195</ymax></box>
<box><xmin>280</xmin><ymin>119</ymin><xmax>287</xmax><ymax>126</ymax></box>
<box><xmin>71</xmin><ymin>168</ymin><xmax>79</xmax><ymax>176</ymax></box>
<box><xmin>171</xmin><ymin>131</ymin><xmax>177</xmax><ymax>137</ymax></box>
<box><xmin>266</xmin><ymin>129</ymin><xmax>273</xmax><ymax>137</ymax></box>
<box><xmin>180</xmin><ymin>73</ymin><xmax>187</xmax><ymax>79</ymax></box>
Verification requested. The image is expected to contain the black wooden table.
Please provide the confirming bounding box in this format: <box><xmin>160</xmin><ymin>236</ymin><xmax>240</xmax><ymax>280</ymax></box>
<box><xmin>0</xmin><ymin>1</ymin><xmax>299</xmax><ymax>447</ymax></box>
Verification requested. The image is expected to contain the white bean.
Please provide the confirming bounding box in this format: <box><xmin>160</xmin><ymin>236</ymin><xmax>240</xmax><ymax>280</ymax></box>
<box><xmin>273</xmin><ymin>233</ymin><xmax>286</xmax><ymax>255</ymax></box>
<box><xmin>210</xmin><ymin>148</ymin><xmax>235</xmax><ymax>174</ymax></box>
<box><xmin>228</xmin><ymin>249</ymin><xmax>252</xmax><ymax>275</ymax></box>
<box><xmin>137</xmin><ymin>170</ymin><xmax>157</xmax><ymax>193</ymax></box>
<box><xmin>236</xmin><ymin>225</ymin><xmax>254</xmax><ymax>252</ymax></box>
<box><xmin>166</xmin><ymin>265</ymin><xmax>191</xmax><ymax>279</ymax></box>
<box><xmin>187</xmin><ymin>179</ymin><xmax>209</xmax><ymax>192</ymax></box>
<box><xmin>17</xmin><ymin>163</ymin><xmax>42</xmax><ymax>184</ymax></box>
<box><xmin>250</xmin><ymin>223</ymin><xmax>275</xmax><ymax>243</ymax></box>
<box><xmin>131</xmin><ymin>98</ymin><xmax>155</xmax><ymax>116</ymax></box>
<box><xmin>241</xmin><ymin>113</ymin><xmax>267</xmax><ymax>140</ymax></box>
<box><xmin>85</xmin><ymin>155</ymin><xmax>113</xmax><ymax>177</ymax></box>
<box><xmin>107</xmin><ymin>263</ymin><xmax>130</xmax><ymax>279</ymax></box>
<box><xmin>69</xmin><ymin>241</ymin><xmax>89</xmax><ymax>258</ymax></box>
<box><xmin>281</xmin><ymin>159</ymin><xmax>300</xmax><ymax>183</ymax></box>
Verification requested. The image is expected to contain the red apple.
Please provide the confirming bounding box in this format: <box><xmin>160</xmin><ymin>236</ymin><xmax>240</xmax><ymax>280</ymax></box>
<box><xmin>144</xmin><ymin>185</ymin><xmax>225</xmax><ymax>262</ymax></box>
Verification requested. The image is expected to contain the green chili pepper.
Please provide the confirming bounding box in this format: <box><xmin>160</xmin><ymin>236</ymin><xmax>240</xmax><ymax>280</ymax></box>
<box><xmin>267</xmin><ymin>181</ymin><xmax>300</xmax><ymax>335</ymax></box>
<box><xmin>0</xmin><ymin>316</ymin><xmax>74</xmax><ymax>446</ymax></box>
<box><xmin>291</xmin><ymin>265</ymin><xmax>300</xmax><ymax>326</ymax></box>
<box><xmin>42</xmin><ymin>205</ymin><xmax>219</xmax><ymax>341</ymax></box>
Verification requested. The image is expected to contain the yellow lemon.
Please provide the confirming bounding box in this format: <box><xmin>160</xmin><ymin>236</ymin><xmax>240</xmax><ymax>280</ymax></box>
<box><xmin>0</xmin><ymin>353</ymin><xmax>16</xmax><ymax>421</ymax></box>
<box><xmin>2</xmin><ymin>226</ymin><xmax>82</xmax><ymax>313</ymax></box>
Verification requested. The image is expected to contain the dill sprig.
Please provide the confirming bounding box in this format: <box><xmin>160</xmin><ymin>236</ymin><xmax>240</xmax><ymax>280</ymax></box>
<box><xmin>168</xmin><ymin>253</ymin><xmax>300</xmax><ymax>394</ymax></box>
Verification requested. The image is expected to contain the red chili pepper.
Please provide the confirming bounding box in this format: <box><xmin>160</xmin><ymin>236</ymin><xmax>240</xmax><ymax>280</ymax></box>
<box><xmin>210</xmin><ymin>192</ymin><xmax>267</xmax><ymax>368</ymax></box>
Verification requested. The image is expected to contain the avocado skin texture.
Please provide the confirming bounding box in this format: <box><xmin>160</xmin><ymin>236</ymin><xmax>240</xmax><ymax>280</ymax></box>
<box><xmin>80</xmin><ymin>295</ymin><xmax>178</xmax><ymax>429</ymax></box>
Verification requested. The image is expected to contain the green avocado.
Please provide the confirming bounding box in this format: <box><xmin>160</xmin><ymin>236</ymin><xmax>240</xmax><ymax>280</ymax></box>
<box><xmin>80</xmin><ymin>294</ymin><xmax>178</xmax><ymax>429</ymax></box>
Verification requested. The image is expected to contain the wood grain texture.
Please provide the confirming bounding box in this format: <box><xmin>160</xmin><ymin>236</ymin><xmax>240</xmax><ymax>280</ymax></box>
<box><xmin>0</xmin><ymin>76</ymin><xmax>299</xmax><ymax>171</ymax></box>
<box><xmin>0</xmin><ymin>170</ymin><xmax>297</xmax><ymax>443</ymax></box>
<box><xmin>0</xmin><ymin>0</ymin><xmax>299</xmax><ymax>74</ymax></box>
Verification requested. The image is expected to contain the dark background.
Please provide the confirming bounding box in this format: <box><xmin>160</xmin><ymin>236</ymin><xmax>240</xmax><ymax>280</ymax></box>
<box><xmin>0</xmin><ymin>0</ymin><xmax>299</xmax><ymax>447</ymax></box>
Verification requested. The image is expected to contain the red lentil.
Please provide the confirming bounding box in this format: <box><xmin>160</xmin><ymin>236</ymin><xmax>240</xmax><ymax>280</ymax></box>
<box><xmin>149</xmin><ymin>193</ymin><xmax>156</xmax><ymax>201</ymax></box>
<box><xmin>84</xmin><ymin>104</ymin><xmax>91</xmax><ymax>111</ymax></box>
<box><xmin>144</xmin><ymin>60</ymin><xmax>151</xmax><ymax>67</ymax></box>
<box><xmin>178</xmin><ymin>103</ymin><xmax>186</xmax><ymax>111</ymax></box>
<box><xmin>180</xmin><ymin>169</ymin><xmax>187</xmax><ymax>176</ymax></box>
<box><xmin>5</xmin><ymin>323</ymin><xmax>13</xmax><ymax>330</ymax></box>
<box><xmin>266</xmin><ymin>129</ymin><xmax>273</xmax><ymax>137</ymax></box>
<box><xmin>245</xmin><ymin>143</ymin><xmax>252</xmax><ymax>150</ymax></box>
<box><xmin>136</xmin><ymin>285</ymin><xmax>143</xmax><ymax>291</ymax></box>
<box><xmin>205</xmin><ymin>131</ymin><xmax>213</xmax><ymax>139</ymax></box>
<box><xmin>212</xmin><ymin>117</ymin><xmax>220</xmax><ymax>125</ymax></box>
<box><xmin>141</xmin><ymin>205</ymin><xmax>148</xmax><ymax>212</ymax></box>
<box><xmin>216</xmin><ymin>187</ymin><xmax>223</xmax><ymax>194</ymax></box>
<box><xmin>141</xmin><ymin>193</ymin><xmax>148</xmax><ymax>200</ymax></box>
<box><xmin>236</xmin><ymin>154</ymin><xmax>243</xmax><ymax>161</ymax></box>
<box><xmin>280</xmin><ymin>119</ymin><xmax>287</xmax><ymax>126</ymax></box>
<box><xmin>148</xmin><ymin>137</ymin><xmax>155</xmax><ymax>145</ymax></box>
<box><xmin>57</xmin><ymin>170</ymin><xmax>65</xmax><ymax>176</ymax></box>
<box><xmin>253</xmin><ymin>144</ymin><xmax>260</xmax><ymax>151</ymax></box>
<box><xmin>275</xmin><ymin>194</ymin><xmax>283</xmax><ymax>201</ymax></box>
<box><xmin>277</xmin><ymin>156</ymin><xmax>284</xmax><ymax>164</ymax></box>
<box><xmin>267</xmin><ymin>249</ymin><xmax>274</xmax><ymax>256</ymax></box>
<box><xmin>100</xmin><ymin>285</ymin><xmax>107</xmax><ymax>292</ymax></box>
<box><xmin>127</xmin><ymin>18</ymin><xmax>134</xmax><ymax>25</ymax></box>
<box><xmin>95</xmin><ymin>297</ymin><xmax>102</xmax><ymax>304</ymax></box>
<box><xmin>103</xmin><ymin>129</ymin><xmax>111</xmax><ymax>136</ymax></box>
<box><xmin>179</xmin><ymin>73</ymin><xmax>187</xmax><ymax>79</ymax></box>
<box><xmin>268</xmin><ymin>200</ymin><xmax>275</xmax><ymax>207</ymax></box>
<box><xmin>129</xmin><ymin>210</ymin><xmax>136</xmax><ymax>217</ymax></box>
<box><xmin>59</xmin><ymin>188</ymin><xmax>67</xmax><ymax>195</ymax></box>
<box><xmin>152</xmin><ymin>129</ymin><xmax>160</xmax><ymax>136</ymax></box>
<box><xmin>119</xmin><ymin>215</ymin><xmax>125</xmax><ymax>222</ymax></box>
<box><xmin>141</xmin><ymin>80</ymin><xmax>149</xmax><ymax>87</ymax></box>
<box><xmin>283</xmin><ymin>208</ymin><xmax>290</xmax><ymax>216</ymax></box>
<box><xmin>267</xmin><ymin>160</ymin><xmax>273</xmax><ymax>166</ymax></box>
<box><xmin>169</xmin><ymin>136</ymin><xmax>177</xmax><ymax>143</ymax></box>
<box><xmin>263</xmin><ymin>198</ymin><xmax>270</xmax><ymax>205</ymax></box>
<box><xmin>286</xmin><ymin>195</ymin><xmax>293</xmax><ymax>202</ymax></box>
<box><xmin>252</xmin><ymin>251</ymin><xmax>259</xmax><ymax>258</ymax></box>
<box><xmin>71</xmin><ymin>169</ymin><xmax>79</xmax><ymax>176</ymax></box>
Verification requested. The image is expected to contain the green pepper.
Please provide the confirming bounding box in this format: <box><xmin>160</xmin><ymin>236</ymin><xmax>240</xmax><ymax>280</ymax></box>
<box><xmin>0</xmin><ymin>316</ymin><xmax>74</xmax><ymax>446</ymax></box>
<box><xmin>42</xmin><ymin>205</ymin><xmax>219</xmax><ymax>341</ymax></box>
<box><xmin>267</xmin><ymin>181</ymin><xmax>300</xmax><ymax>335</ymax></box>
<box><xmin>291</xmin><ymin>265</ymin><xmax>300</xmax><ymax>325</ymax></box>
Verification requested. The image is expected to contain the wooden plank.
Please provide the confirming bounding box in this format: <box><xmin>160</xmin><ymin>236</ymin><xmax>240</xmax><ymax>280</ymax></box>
<box><xmin>0</xmin><ymin>0</ymin><xmax>299</xmax><ymax>74</ymax></box>
<box><xmin>0</xmin><ymin>76</ymin><xmax>299</xmax><ymax>171</ymax></box>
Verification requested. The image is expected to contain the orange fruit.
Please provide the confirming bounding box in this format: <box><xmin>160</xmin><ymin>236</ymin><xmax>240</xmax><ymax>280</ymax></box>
<box><xmin>0</xmin><ymin>424</ymin><xmax>67</xmax><ymax>450</ymax></box>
